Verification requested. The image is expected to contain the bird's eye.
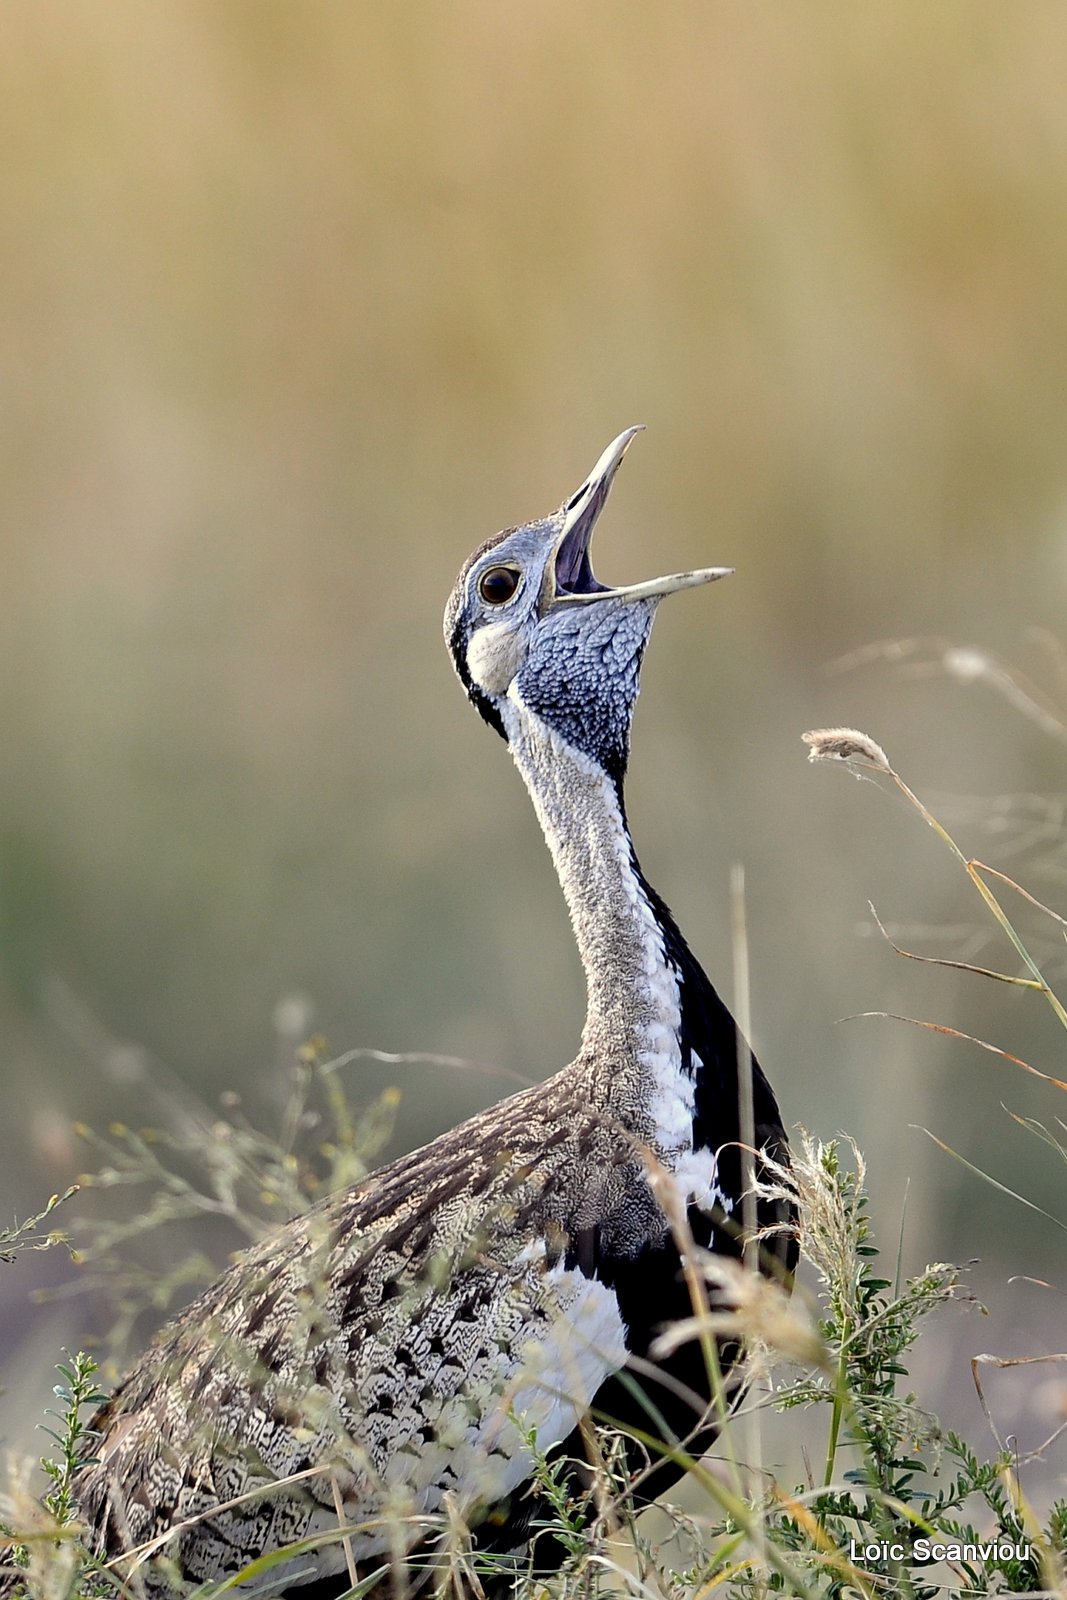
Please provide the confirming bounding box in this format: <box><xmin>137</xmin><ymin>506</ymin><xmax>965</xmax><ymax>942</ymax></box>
<box><xmin>478</xmin><ymin>566</ymin><xmax>520</xmax><ymax>605</ymax></box>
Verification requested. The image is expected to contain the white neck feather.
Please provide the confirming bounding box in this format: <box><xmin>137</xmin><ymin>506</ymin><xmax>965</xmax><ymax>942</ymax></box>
<box><xmin>502</xmin><ymin>689</ymin><xmax>696</xmax><ymax>1158</ymax></box>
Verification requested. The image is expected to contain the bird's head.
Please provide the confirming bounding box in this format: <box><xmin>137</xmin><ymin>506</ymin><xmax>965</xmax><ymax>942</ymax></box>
<box><xmin>444</xmin><ymin>428</ymin><xmax>732</xmax><ymax>786</ymax></box>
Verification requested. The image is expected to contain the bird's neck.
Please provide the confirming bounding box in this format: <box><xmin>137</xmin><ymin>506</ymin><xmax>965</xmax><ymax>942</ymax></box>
<box><xmin>503</xmin><ymin>694</ymin><xmax>696</xmax><ymax>1155</ymax></box>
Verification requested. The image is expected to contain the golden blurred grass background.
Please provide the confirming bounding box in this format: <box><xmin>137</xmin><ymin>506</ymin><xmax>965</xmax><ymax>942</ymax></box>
<box><xmin>3</xmin><ymin>1</ymin><xmax>1067</xmax><ymax>1459</ymax></box>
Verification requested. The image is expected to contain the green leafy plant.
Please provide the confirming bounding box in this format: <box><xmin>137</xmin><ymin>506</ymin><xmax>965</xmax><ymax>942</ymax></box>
<box><xmin>37</xmin><ymin>1354</ymin><xmax>108</xmax><ymax>1537</ymax></box>
<box><xmin>1</xmin><ymin>1352</ymin><xmax>111</xmax><ymax>1600</ymax></box>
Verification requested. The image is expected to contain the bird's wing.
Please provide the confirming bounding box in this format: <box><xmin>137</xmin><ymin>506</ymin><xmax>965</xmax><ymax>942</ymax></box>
<box><xmin>75</xmin><ymin>1081</ymin><xmax>636</xmax><ymax>1591</ymax></box>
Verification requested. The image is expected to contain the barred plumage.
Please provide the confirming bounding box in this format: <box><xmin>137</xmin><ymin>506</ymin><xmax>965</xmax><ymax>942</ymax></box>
<box><xmin>61</xmin><ymin>429</ymin><xmax>797</xmax><ymax>1597</ymax></box>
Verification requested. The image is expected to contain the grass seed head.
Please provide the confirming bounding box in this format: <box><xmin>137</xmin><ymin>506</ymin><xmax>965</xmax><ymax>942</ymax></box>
<box><xmin>802</xmin><ymin>727</ymin><xmax>891</xmax><ymax>773</ymax></box>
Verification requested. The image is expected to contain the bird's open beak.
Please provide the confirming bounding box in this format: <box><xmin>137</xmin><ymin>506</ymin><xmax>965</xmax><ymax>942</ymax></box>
<box><xmin>550</xmin><ymin>426</ymin><xmax>734</xmax><ymax>606</ymax></box>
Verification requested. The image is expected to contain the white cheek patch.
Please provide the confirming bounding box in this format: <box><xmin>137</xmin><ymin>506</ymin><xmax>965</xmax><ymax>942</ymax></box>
<box><xmin>467</xmin><ymin>622</ymin><xmax>528</xmax><ymax>695</ymax></box>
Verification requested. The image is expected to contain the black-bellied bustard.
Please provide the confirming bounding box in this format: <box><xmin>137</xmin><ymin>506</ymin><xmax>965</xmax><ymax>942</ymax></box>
<box><xmin>53</xmin><ymin>430</ymin><xmax>797</xmax><ymax>1596</ymax></box>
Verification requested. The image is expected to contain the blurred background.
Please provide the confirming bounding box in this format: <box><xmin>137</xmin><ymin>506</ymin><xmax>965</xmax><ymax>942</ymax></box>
<box><xmin>2</xmin><ymin>0</ymin><xmax>1066</xmax><ymax>1489</ymax></box>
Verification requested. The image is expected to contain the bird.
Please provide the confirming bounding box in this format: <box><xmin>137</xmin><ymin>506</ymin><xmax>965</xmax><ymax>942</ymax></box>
<box><xmin>59</xmin><ymin>429</ymin><xmax>796</xmax><ymax>1597</ymax></box>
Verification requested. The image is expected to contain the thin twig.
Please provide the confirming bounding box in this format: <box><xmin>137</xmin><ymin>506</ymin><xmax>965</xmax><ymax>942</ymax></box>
<box><xmin>844</xmin><ymin>1011</ymin><xmax>1067</xmax><ymax>1092</ymax></box>
<box><xmin>868</xmin><ymin>902</ymin><xmax>1045</xmax><ymax>990</ymax></box>
<box><xmin>916</xmin><ymin>1128</ymin><xmax>1067</xmax><ymax>1233</ymax></box>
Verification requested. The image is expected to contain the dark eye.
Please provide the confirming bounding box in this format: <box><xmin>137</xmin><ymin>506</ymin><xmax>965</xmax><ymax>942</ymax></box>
<box><xmin>478</xmin><ymin>566</ymin><xmax>520</xmax><ymax>605</ymax></box>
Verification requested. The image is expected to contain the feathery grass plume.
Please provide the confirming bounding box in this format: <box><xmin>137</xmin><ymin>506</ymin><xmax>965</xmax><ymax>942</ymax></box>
<box><xmin>649</xmin><ymin>1131</ymin><xmax>815</xmax><ymax>1375</ymax></box>
<box><xmin>803</xmin><ymin>721</ymin><xmax>1067</xmax><ymax>1035</ymax></box>
<box><xmin>804</xmin><ymin>713</ymin><xmax>1067</xmax><ymax>1230</ymax></box>
<box><xmin>802</xmin><ymin>727</ymin><xmax>891</xmax><ymax>773</ymax></box>
<box><xmin>651</xmin><ymin>1253</ymin><xmax>824</xmax><ymax>1373</ymax></box>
